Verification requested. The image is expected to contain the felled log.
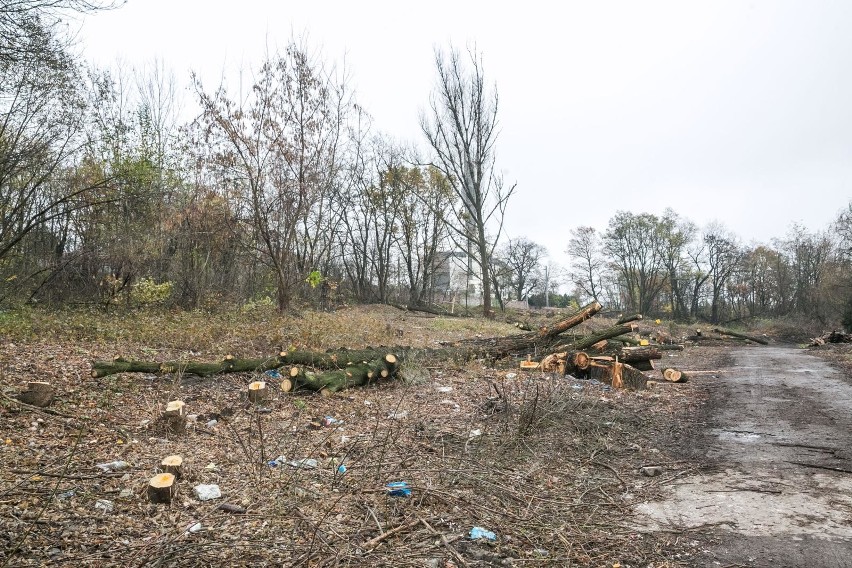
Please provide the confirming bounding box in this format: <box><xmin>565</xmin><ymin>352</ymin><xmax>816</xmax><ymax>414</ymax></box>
<box><xmin>616</xmin><ymin>313</ymin><xmax>643</xmax><ymax>325</ymax></box>
<box><xmin>16</xmin><ymin>381</ymin><xmax>54</xmax><ymax>407</ymax></box>
<box><xmin>662</xmin><ymin>367</ymin><xmax>688</xmax><ymax>383</ymax></box>
<box><xmin>148</xmin><ymin>473</ymin><xmax>176</xmax><ymax>504</ymax></box>
<box><xmin>712</xmin><ymin>327</ymin><xmax>769</xmax><ymax>345</ymax></box>
<box><xmin>549</xmin><ymin>323</ymin><xmax>638</xmax><ymax>354</ymax></box>
<box><xmin>288</xmin><ymin>354</ymin><xmax>399</xmax><ymax>395</ymax></box>
<box><xmin>617</xmin><ymin>346</ymin><xmax>662</xmax><ymax>363</ymax></box>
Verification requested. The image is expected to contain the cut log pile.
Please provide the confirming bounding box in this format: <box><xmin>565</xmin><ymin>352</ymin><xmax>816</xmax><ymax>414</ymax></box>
<box><xmin>88</xmin><ymin>301</ymin><xmax>688</xmax><ymax>394</ymax></box>
<box><xmin>685</xmin><ymin>327</ymin><xmax>769</xmax><ymax>345</ymax></box>
<box><xmin>808</xmin><ymin>330</ymin><xmax>852</xmax><ymax>347</ymax></box>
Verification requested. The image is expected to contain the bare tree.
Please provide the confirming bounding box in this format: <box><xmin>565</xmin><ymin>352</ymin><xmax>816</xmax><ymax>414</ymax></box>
<box><xmin>193</xmin><ymin>41</ymin><xmax>348</xmax><ymax>312</ymax></box>
<box><xmin>567</xmin><ymin>226</ymin><xmax>604</xmax><ymax>303</ymax></box>
<box><xmin>420</xmin><ymin>45</ymin><xmax>515</xmax><ymax>316</ymax></box>
<box><xmin>603</xmin><ymin>211</ymin><xmax>668</xmax><ymax>314</ymax></box>
<box><xmin>497</xmin><ymin>237</ymin><xmax>545</xmax><ymax>301</ymax></box>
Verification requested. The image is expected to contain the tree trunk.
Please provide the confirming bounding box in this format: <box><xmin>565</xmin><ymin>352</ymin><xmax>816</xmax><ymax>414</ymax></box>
<box><xmin>711</xmin><ymin>327</ymin><xmax>769</xmax><ymax>345</ymax></box>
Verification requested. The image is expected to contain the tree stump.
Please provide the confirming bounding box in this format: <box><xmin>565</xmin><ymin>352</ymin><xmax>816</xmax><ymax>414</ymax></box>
<box><xmin>161</xmin><ymin>455</ymin><xmax>183</xmax><ymax>478</ymax></box>
<box><xmin>16</xmin><ymin>381</ymin><xmax>54</xmax><ymax>407</ymax></box>
<box><xmin>164</xmin><ymin>400</ymin><xmax>185</xmax><ymax>417</ymax></box>
<box><xmin>148</xmin><ymin>473</ymin><xmax>176</xmax><ymax>503</ymax></box>
<box><xmin>248</xmin><ymin>381</ymin><xmax>268</xmax><ymax>403</ymax></box>
<box><xmin>159</xmin><ymin>400</ymin><xmax>187</xmax><ymax>434</ymax></box>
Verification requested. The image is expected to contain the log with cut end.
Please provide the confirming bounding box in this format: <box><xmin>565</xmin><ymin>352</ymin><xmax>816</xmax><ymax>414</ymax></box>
<box><xmin>616</xmin><ymin>313</ymin><xmax>643</xmax><ymax>325</ymax></box>
<box><xmin>289</xmin><ymin>354</ymin><xmax>400</xmax><ymax>394</ymax></box>
<box><xmin>537</xmin><ymin>301</ymin><xmax>602</xmax><ymax>338</ymax></box>
<box><xmin>161</xmin><ymin>455</ymin><xmax>183</xmax><ymax>478</ymax></box>
<box><xmin>248</xmin><ymin>381</ymin><xmax>268</xmax><ymax>403</ymax></box>
<box><xmin>617</xmin><ymin>346</ymin><xmax>662</xmax><ymax>363</ymax></box>
<box><xmin>712</xmin><ymin>327</ymin><xmax>769</xmax><ymax>345</ymax></box>
<box><xmin>549</xmin><ymin>323</ymin><xmax>638</xmax><ymax>354</ymax></box>
<box><xmin>662</xmin><ymin>368</ymin><xmax>688</xmax><ymax>383</ymax></box>
<box><xmin>16</xmin><ymin>381</ymin><xmax>54</xmax><ymax>407</ymax></box>
<box><xmin>148</xmin><ymin>472</ymin><xmax>176</xmax><ymax>503</ymax></box>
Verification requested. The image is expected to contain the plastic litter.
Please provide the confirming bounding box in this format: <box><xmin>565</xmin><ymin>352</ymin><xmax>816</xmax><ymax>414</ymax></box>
<box><xmin>337</xmin><ymin>464</ymin><xmax>347</xmax><ymax>474</ymax></box>
<box><xmin>321</xmin><ymin>416</ymin><xmax>340</xmax><ymax>427</ymax></box>
<box><xmin>264</xmin><ymin>369</ymin><xmax>282</xmax><ymax>379</ymax></box>
<box><xmin>469</xmin><ymin>526</ymin><xmax>497</xmax><ymax>541</ymax></box>
<box><xmin>386</xmin><ymin>481</ymin><xmax>411</xmax><ymax>497</ymax></box>
<box><xmin>96</xmin><ymin>460</ymin><xmax>130</xmax><ymax>472</ymax></box>
<box><xmin>287</xmin><ymin>458</ymin><xmax>317</xmax><ymax>469</ymax></box>
<box><xmin>94</xmin><ymin>499</ymin><xmax>114</xmax><ymax>513</ymax></box>
<box><xmin>187</xmin><ymin>522</ymin><xmax>202</xmax><ymax>534</ymax></box>
<box><xmin>436</xmin><ymin>386</ymin><xmax>453</xmax><ymax>393</ymax></box>
<box><xmin>193</xmin><ymin>484</ymin><xmax>222</xmax><ymax>501</ymax></box>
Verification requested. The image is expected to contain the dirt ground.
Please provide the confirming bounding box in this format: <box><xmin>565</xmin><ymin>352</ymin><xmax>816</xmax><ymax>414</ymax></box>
<box><xmin>633</xmin><ymin>344</ymin><xmax>852</xmax><ymax>567</ymax></box>
<box><xmin>1</xmin><ymin>306</ymin><xmax>851</xmax><ymax>567</ymax></box>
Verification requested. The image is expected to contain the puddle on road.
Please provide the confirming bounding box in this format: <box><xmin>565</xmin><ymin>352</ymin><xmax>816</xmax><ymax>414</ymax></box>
<box><xmin>718</xmin><ymin>430</ymin><xmax>763</xmax><ymax>442</ymax></box>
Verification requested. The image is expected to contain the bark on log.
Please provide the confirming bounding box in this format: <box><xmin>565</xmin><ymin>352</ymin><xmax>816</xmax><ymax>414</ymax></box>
<box><xmin>616</xmin><ymin>313</ymin><xmax>643</xmax><ymax>325</ymax></box>
<box><xmin>537</xmin><ymin>301</ymin><xmax>602</xmax><ymax>339</ymax></box>
<box><xmin>662</xmin><ymin>367</ymin><xmax>688</xmax><ymax>383</ymax></box>
<box><xmin>549</xmin><ymin>324</ymin><xmax>637</xmax><ymax>353</ymax></box>
<box><xmin>711</xmin><ymin>328</ymin><xmax>769</xmax><ymax>345</ymax></box>
<box><xmin>617</xmin><ymin>346</ymin><xmax>662</xmax><ymax>363</ymax></box>
<box><xmin>288</xmin><ymin>354</ymin><xmax>399</xmax><ymax>394</ymax></box>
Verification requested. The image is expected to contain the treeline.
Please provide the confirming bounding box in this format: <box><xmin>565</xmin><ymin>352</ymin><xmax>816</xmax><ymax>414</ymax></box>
<box><xmin>566</xmin><ymin>208</ymin><xmax>852</xmax><ymax>326</ymax></box>
<box><xmin>1</xmin><ymin>3</ymin><xmax>511</xmax><ymax>312</ymax></box>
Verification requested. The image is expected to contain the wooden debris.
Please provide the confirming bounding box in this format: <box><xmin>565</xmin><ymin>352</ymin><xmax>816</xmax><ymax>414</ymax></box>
<box><xmin>148</xmin><ymin>472</ymin><xmax>176</xmax><ymax>503</ymax></box>
<box><xmin>808</xmin><ymin>330</ymin><xmax>852</xmax><ymax>347</ymax></box>
<box><xmin>161</xmin><ymin>455</ymin><xmax>183</xmax><ymax>478</ymax></box>
<box><xmin>16</xmin><ymin>381</ymin><xmax>54</xmax><ymax>408</ymax></box>
<box><xmin>616</xmin><ymin>313</ymin><xmax>643</xmax><ymax>325</ymax></box>
<box><xmin>712</xmin><ymin>327</ymin><xmax>769</xmax><ymax>345</ymax></box>
<box><xmin>248</xmin><ymin>381</ymin><xmax>268</xmax><ymax>403</ymax></box>
<box><xmin>520</xmin><ymin>355</ymin><xmax>540</xmax><ymax>370</ymax></box>
<box><xmin>158</xmin><ymin>400</ymin><xmax>187</xmax><ymax>434</ymax></box>
<box><xmin>164</xmin><ymin>400</ymin><xmax>185</xmax><ymax>417</ymax></box>
<box><xmin>662</xmin><ymin>368</ymin><xmax>688</xmax><ymax>383</ymax></box>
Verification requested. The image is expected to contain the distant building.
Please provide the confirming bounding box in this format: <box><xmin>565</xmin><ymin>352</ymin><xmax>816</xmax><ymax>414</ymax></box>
<box><xmin>430</xmin><ymin>250</ymin><xmax>485</xmax><ymax>307</ymax></box>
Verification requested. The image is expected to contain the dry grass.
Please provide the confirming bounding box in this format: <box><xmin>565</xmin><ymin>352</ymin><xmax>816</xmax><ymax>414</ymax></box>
<box><xmin>0</xmin><ymin>305</ymin><xmax>699</xmax><ymax>567</ymax></box>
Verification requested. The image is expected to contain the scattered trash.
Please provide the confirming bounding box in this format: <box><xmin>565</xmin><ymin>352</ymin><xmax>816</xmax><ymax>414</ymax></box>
<box><xmin>505</xmin><ymin>373</ymin><xmax>517</xmax><ymax>380</ymax></box>
<box><xmin>57</xmin><ymin>490</ymin><xmax>76</xmax><ymax>500</ymax></box>
<box><xmin>264</xmin><ymin>369</ymin><xmax>282</xmax><ymax>379</ymax></box>
<box><xmin>187</xmin><ymin>522</ymin><xmax>202</xmax><ymax>534</ymax></box>
<box><xmin>386</xmin><ymin>481</ymin><xmax>411</xmax><ymax>497</ymax></box>
<box><xmin>118</xmin><ymin>488</ymin><xmax>134</xmax><ymax>499</ymax></box>
<box><xmin>533</xmin><ymin>548</ymin><xmax>549</xmax><ymax>556</ymax></box>
<box><xmin>206</xmin><ymin>419</ymin><xmax>218</xmax><ymax>428</ymax></box>
<box><xmin>388</xmin><ymin>411</ymin><xmax>408</xmax><ymax>420</ymax></box>
<box><xmin>256</xmin><ymin>407</ymin><xmax>273</xmax><ymax>414</ymax></box>
<box><xmin>321</xmin><ymin>416</ymin><xmax>340</xmax><ymax>427</ymax></box>
<box><xmin>286</xmin><ymin>458</ymin><xmax>318</xmax><ymax>469</ymax></box>
<box><xmin>468</xmin><ymin>429</ymin><xmax>482</xmax><ymax>439</ymax></box>
<box><xmin>218</xmin><ymin>503</ymin><xmax>247</xmax><ymax>514</ymax></box>
<box><xmin>204</xmin><ymin>463</ymin><xmax>220</xmax><ymax>472</ymax></box>
<box><xmin>469</xmin><ymin>526</ymin><xmax>497</xmax><ymax>541</ymax></box>
<box><xmin>640</xmin><ymin>466</ymin><xmax>663</xmax><ymax>477</ymax></box>
<box><xmin>96</xmin><ymin>460</ymin><xmax>130</xmax><ymax>472</ymax></box>
<box><xmin>436</xmin><ymin>386</ymin><xmax>453</xmax><ymax>393</ymax></box>
<box><xmin>194</xmin><ymin>484</ymin><xmax>222</xmax><ymax>501</ymax></box>
<box><xmin>337</xmin><ymin>464</ymin><xmax>347</xmax><ymax>474</ymax></box>
<box><xmin>94</xmin><ymin>499</ymin><xmax>114</xmax><ymax>513</ymax></box>
<box><xmin>364</xmin><ymin>400</ymin><xmax>372</xmax><ymax>406</ymax></box>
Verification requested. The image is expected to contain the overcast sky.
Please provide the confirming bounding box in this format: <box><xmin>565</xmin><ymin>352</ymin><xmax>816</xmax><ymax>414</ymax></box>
<box><xmin>79</xmin><ymin>0</ymin><xmax>852</xmax><ymax>269</ymax></box>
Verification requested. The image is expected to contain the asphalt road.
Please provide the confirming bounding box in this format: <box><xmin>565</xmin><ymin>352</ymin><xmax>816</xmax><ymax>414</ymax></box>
<box><xmin>636</xmin><ymin>346</ymin><xmax>852</xmax><ymax>567</ymax></box>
